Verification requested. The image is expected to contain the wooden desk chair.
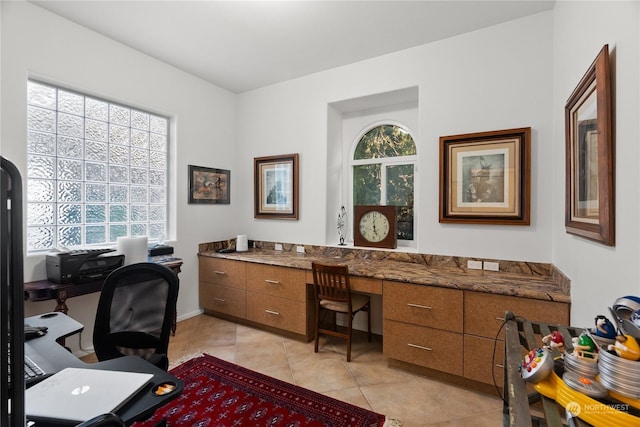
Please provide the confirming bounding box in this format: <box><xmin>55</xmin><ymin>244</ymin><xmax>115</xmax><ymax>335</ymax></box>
<box><xmin>311</xmin><ymin>262</ymin><xmax>371</xmax><ymax>362</ymax></box>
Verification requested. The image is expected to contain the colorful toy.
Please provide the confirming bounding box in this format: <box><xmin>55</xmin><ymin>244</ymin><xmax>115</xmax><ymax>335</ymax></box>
<box><xmin>594</xmin><ymin>315</ymin><xmax>617</xmax><ymax>339</ymax></box>
<box><xmin>542</xmin><ymin>330</ymin><xmax>565</xmax><ymax>353</ymax></box>
<box><xmin>520</xmin><ymin>347</ymin><xmax>554</xmax><ymax>383</ymax></box>
<box><xmin>571</xmin><ymin>332</ymin><xmax>598</xmax><ymax>360</ymax></box>
<box><xmin>608</xmin><ymin>334</ymin><xmax>640</xmax><ymax>361</ymax></box>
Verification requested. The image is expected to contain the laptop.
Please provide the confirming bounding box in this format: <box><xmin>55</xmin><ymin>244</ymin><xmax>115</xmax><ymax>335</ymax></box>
<box><xmin>25</xmin><ymin>367</ymin><xmax>153</xmax><ymax>424</ymax></box>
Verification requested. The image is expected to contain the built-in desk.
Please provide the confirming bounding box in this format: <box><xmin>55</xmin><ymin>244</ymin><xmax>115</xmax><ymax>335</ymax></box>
<box><xmin>198</xmin><ymin>244</ymin><xmax>571</xmax><ymax>390</ymax></box>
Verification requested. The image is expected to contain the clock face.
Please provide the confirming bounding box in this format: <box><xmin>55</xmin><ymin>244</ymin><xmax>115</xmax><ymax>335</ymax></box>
<box><xmin>359</xmin><ymin>211</ymin><xmax>390</xmax><ymax>243</ymax></box>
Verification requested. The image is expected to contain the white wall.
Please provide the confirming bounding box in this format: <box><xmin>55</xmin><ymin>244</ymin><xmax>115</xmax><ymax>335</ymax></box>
<box><xmin>4</xmin><ymin>1</ymin><xmax>639</xmax><ymax>344</ymax></box>
<box><xmin>237</xmin><ymin>11</ymin><xmax>555</xmax><ymax>262</ymax></box>
<box><xmin>1</xmin><ymin>2</ymin><xmax>238</xmax><ymax>352</ymax></box>
<box><xmin>552</xmin><ymin>1</ymin><xmax>640</xmax><ymax>327</ymax></box>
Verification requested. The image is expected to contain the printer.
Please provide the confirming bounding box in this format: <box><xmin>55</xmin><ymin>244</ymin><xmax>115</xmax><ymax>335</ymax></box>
<box><xmin>46</xmin><ymin>249</ymin><xmax>124</xmax><ymax>284</ymax></box>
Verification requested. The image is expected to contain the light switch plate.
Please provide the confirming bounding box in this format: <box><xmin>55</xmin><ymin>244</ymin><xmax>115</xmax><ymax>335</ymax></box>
<box><xmin>296</xmin><ymin>245</ymin><xmax>305</xmax><ymax>253</ymax></box>
<box><xmin>274</xmin><ymin>243</ymin><xmax>283</xmax><ymax>251</ymax></box>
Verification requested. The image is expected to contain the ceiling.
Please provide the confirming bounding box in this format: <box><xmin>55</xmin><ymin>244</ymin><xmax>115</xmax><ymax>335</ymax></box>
<box><xmin>31</xmin><ymin>1</ymin><xmax>555</xmax><ymax>94</ymax></box>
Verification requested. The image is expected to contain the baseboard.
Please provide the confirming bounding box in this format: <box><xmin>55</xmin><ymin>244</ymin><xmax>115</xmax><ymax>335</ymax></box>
<box><xmin>178</xmin><ymin>309</ymin><xmax>203</xmax><ymax>322</ymax></box>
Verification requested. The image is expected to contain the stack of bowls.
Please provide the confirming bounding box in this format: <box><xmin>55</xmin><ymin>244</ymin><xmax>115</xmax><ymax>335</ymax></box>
<box><xmin>564</xmin><ymin>350</ymin><xmax>599</xmax><ymax>378</ymax></box>
<box><xmin>598</xmin><ymin>346</ymin><xmax>640</xmax><ymax>399</ymax></box>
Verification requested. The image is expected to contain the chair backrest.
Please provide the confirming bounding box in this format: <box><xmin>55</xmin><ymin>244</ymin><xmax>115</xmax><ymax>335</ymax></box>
<box><xmin>311</xmin><ymin>262</ymin><xmax>352</xmax><ymax>308</ymax></box>
<box><xmin>93</xmin><ymin>262</ymin><xmax>178</xmax><ymax>367</ymax></box>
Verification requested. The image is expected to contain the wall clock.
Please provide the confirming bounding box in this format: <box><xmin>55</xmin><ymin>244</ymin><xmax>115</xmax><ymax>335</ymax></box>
<box><xmin>354</xmin><ymin>205</ymin><xmax>397</xmax><ymax>249</ymax></box>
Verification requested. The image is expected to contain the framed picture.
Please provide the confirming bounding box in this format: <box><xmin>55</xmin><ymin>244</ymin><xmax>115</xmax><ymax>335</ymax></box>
<box><xmin>188</xmin><ymin>165</ymin><xmax>230</xmax><ymax>204</ymax></box>
<box><xmin>254</xmin><ymin>153</ymin><xmax>299</xmax><ymax>219</ymax></box>
<box><xmin>565</xmin><ymin>45</ymin><xmax>614</xmax><ymax>246</ymax></box>
<box><xmin>439</xmin><ymin>127</ymin><xmax>531</xmax><ymax>225</ymax></box>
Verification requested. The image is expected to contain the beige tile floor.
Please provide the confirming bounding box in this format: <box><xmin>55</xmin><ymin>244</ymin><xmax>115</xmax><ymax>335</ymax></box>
<box><xmin>85</xmin><ymin>314</ymin><xmax>505</xmax><ymax>426</ymax></box>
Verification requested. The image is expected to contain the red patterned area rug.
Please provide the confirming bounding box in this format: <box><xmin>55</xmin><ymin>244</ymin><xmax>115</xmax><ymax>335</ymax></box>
<box><xmin>133</xmin><ymin>353</ymin><xmax>386</xmax><ymax>427</ymax></box>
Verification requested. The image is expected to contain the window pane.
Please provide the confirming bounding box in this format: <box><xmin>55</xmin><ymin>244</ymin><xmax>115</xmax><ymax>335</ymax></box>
<box><xmin>353</xmin><ymin>164</ymin><xmax>380</xmax><ymax>205</ymax></box>
<box><xmin>86</xmin><ymin>225</ymin><xmax>106</xmax><ymax>244</ymax></box>
<box><xmin>58</xmin><ymin>90</ymin><xmax>84</xmax><ymax>116</ymax></box>
<box><xmin>27</xmin><ymin>81</ymin><xmax>56</xmax><ymax>109</ymax></box>
<box><xmin>354</xmin><ymin>124</ymin><xmax>416</xmax><ymax>160</ymax></box>
<box><xmin>387</xmin><ymin>164</ymin><xmax>414</xmax><ymax>241</ymax></box>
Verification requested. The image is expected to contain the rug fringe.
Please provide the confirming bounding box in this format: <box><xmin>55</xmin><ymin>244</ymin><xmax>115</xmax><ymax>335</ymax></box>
<box><xmin>383</xmin><ymin>417</ymin><xmax>402</xmax><ymax>427</ymax></box>
<box><xmin>169</xmin><ymin>352</ymin><xmax>204</xmax><ymax>369</ymax></box>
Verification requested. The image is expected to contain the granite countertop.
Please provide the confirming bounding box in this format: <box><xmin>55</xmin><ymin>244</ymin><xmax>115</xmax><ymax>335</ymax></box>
<box><xmin>198</xmin><ymin>248</ymin><xmax>570</xmax><ymax>304</ymax></box>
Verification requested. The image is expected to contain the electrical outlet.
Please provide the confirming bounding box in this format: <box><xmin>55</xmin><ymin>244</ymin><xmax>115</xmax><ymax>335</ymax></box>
<box><xmin>274</xmin><ymin>243</ymin><xmax>283</xmax><ymax>251</ymax></box>
<box><xmin>296</xmin><ymin>245</ymin><xmax>305</xmax><ymax>254</ymax></box>
<box><xmin>467</xmin><ymin>260</ymin><xmax>483</xmax><ymax>270</ymax></box>
<box><xmin>484</xmin><ymin>261</ymin><xmax>499</xmax><ymax>271</ymax></box>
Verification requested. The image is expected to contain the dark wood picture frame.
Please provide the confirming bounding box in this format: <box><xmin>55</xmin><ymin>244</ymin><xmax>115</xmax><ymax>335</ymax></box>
<box><xmin>565</xmin><ymin>44</ymin><xmax>614</xmax><ymax>246</ymax></box>
<box><xmin>254</xmin><ymin>153</ymin><xmax>299</xmax><ymax>220</ymax></box>
<box><xmin>439</xmin><ymin>127</ymin><xmax>531</xmax><ymax>225</ymax></box>
<box><xmin>188</xmin><ymin>165</ymin><xmax>230</xmax><ymax>204</ymax></box>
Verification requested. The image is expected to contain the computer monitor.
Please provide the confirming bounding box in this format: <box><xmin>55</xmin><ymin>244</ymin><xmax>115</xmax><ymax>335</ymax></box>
<box><xmin>1</xmin><ymin>156</ymin><xmax>25</xmax><ymax>425</ymax></box>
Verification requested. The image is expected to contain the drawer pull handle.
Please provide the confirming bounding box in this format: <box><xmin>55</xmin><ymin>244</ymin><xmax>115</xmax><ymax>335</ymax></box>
<box><xmin>407</xmin><ymin>303</ymin><xmax>432</xmax><ymax>310</ymax></box>
<box><xmin>212</xmin><ymin>298</ymin><xmax>226</xmax><ymax>303</ymax></box>
<box><xmin>213</xmin><ymin>271</ymin><xmax>227</xmax><ymax>275</ymax></box>
<box><xmin>265</xmin><ymin>309</ymin><xmax>280</xmax><ymax>316</ymax></box>
<box><xmin>407</xmin><ymin>343</ymin><xmax>432</xmax><ymax>351</ymax></box>
<box><xmin>496</xmin><ymin>317</ymin><xmax>505</xmax><ymax>322</ymax></box>
<box><xmin>495</xmin><ymin>364</ymin><xmax>504</xmax><ymax>368</ymax></box>
<box><xmin>264</xmin><ymin>279</ymin><xmax>280</xmax><ymax>284</ymax></box>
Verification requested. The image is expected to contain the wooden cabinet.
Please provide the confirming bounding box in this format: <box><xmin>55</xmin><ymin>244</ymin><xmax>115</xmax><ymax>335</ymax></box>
<box><xmin>462</xmin><ymin>291</ymin><xmax>570</xmax><ymax>385</ymax></box>
<box><xmin>383</xmin><ymin>281</ymin><xmax>463</xmax><ymax>332</ymax></box>
<box><xmin>383</xmin><ymin>281</ymin><xmax>464</xmax><ymax>375</ymax></box>
<box><xmin>384</xmin><ymin>320</ymin><xmax>463</xmax><ymax>375</ymax></box>
<box><xmin>464</xmin><ymin>291</ymin><xmax>570</xmax><ymax>340</ymax></box>
<box><xmin>198</xmin><ymin>260</ymin><xmax>313</xmax><ymax>339</ymax></box>
<box><xmin>198</xmin><ymin>255</ymin><xmax>571</xmax><ymax>385</ymax></box>
<box><xmin>246</xmin><ymin>264</ymin><xmax>311</xmax><ymax>337</ymax></box>
<box><xmin>463</xmin><ymin>334</ymin><xmax>504</xmax><ymax>385</ymax></box>
<box><xmin>199</xmin><ymin>258</ymin><xmax>246</xmax><ymax>318</ymax></box>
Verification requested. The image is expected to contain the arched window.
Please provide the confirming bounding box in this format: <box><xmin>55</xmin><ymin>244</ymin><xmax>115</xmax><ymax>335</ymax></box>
<box><xmin>352</xmin><ymin>124</ymin><xmax>416</xmax><ymax>243</ymax></box>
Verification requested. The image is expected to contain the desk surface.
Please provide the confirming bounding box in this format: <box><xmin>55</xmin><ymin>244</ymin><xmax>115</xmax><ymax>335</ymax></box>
<box><xmin>24</xmin><ymin>257</ymin><xmax>183</xmax><ymax>303</ymax></box>
<box><xmin>25</xmin><ymin>312</ymin><xmax>183</xmax><ymax>426</ymax></box>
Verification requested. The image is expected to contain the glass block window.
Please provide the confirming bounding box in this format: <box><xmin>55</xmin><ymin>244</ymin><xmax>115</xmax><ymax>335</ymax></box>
<box><xmin>26</xmin><ymin>80</ymin><xmax>169</xmax><ymax>252</ymax></box>
<box><xmin>352</xmin><ymin>124</ymin><xmax>416</xmax><ymax>242</ymax></box>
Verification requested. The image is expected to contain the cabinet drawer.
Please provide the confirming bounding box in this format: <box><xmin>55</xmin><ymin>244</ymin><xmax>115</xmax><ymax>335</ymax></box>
<box><xmin>199</xmin><ymin>282</ymin><xmax>246</xmax><ymax>318</ymax></box>
<box><xmin>246</xmin><ymin>264</ymin><xmax>306</xmax><ymax>301</ymax></box>
<box><xmin>305</xmin><ymin>272</ymin><xmax>382</xmax><ymax>295</ymax></box>
<box><xmin>246</xmin><ymin>292</ymin><xmax>308</xmax><ymax>335</ymax></box>
<box><xmin>464</xmin><ymin>291</ymin><xmax>570</xmax><ymax>339</ymax></box>
<box><xmin>383</xmin><ymin>281</ymin><xmax>463</xmax><ymax>332</ymax></box>
<box><xmin>199</xmin><ymin>257</ymin><xmax>246</xmax><ymax>289</ymax></box>
<box><xmin>383</xmin><ymin>320</ymin><xmax>463</xmax><ymax>375</ymax></box>
<box><xmin>463</xmin><ymin>334</ymin><xmax>505</xmax><ymax>385</ymax></box>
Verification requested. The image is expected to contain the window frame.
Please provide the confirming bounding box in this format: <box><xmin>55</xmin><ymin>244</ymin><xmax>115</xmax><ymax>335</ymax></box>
<box><xmin>348</xmin><ymin>121</ymin><xmax>417</xmax><ymax>248</ymax></box>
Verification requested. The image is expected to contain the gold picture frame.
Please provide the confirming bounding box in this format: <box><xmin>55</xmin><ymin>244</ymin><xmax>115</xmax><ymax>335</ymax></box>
<box><xmin>254</xmin><ymin>153</ymin><xmax>299</xmax><ymax>220</ymax></box>
<box><xmin>565</xmin><ymin>44</ymin><xmax>614</xmax><ymax>246</ymax></box>
<box><xmin>439</xmin><ymin>127</ymin><xmax>531</xmax><ymax>225</ymax></box>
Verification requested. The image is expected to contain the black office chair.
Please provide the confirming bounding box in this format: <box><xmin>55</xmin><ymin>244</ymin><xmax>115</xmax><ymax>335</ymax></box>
<box><xmin>93</xmin><ymin>262</ymin><xmax>178</xmax><ymax>371</ymax></box>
